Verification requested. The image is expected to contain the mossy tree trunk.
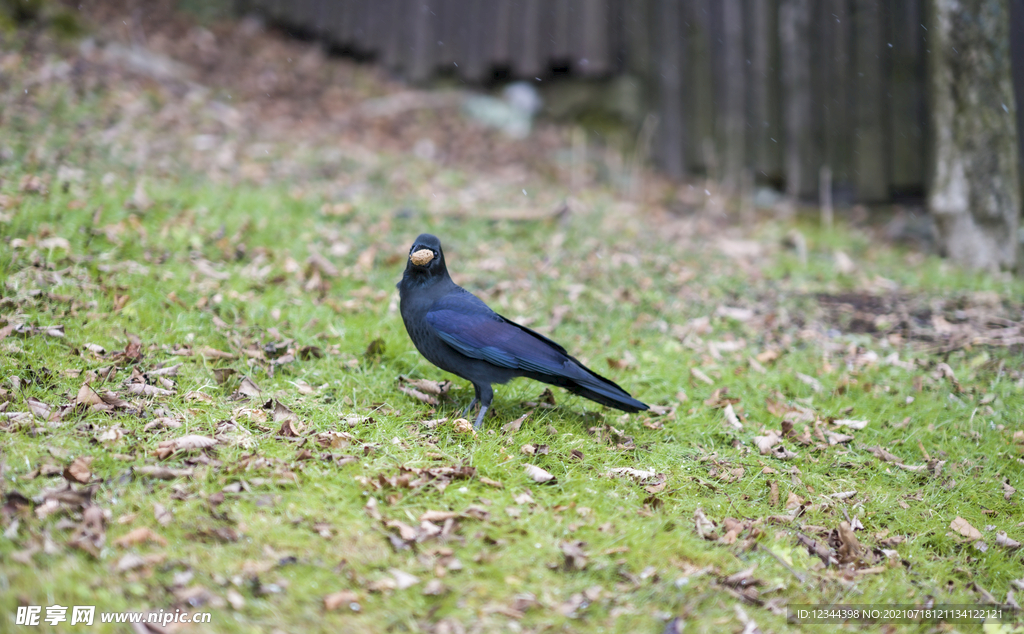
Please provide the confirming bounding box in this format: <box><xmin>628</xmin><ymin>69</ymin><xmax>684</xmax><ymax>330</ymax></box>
<box><xmin>928</xmin><ymin>0</ymin><xmax>1021</xmax><ymax>271</ymax></box>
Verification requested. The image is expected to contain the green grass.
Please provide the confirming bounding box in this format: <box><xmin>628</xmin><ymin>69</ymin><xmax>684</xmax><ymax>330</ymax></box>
<box><xmin>2</xmin><ymin>23</ymin><xmax>1024</xmax><ymax>634</ymax></box>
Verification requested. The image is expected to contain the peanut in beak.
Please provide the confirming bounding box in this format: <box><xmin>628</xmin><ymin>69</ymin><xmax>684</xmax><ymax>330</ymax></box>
<box><xmin>410</xmin><ymin>248</ymin><xmax>434</xmax><ymax>266</ymax></box>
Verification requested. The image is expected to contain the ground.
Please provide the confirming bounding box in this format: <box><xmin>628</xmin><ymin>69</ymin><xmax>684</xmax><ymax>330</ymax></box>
<box><xmin>1</xmin><ymin>2</ymin><xmax>1024</xmax><ymax>633</ymax></box>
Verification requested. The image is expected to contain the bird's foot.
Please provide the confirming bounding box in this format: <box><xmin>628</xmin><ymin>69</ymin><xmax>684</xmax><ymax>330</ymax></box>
<box><xmin>471</xmin><ymin>407</ymin><xmax>487</xmax><ymax>432</ymax></box>
<box><xmin>461</xmin><ymin>397</ymin><xmax>478</xmax><ymax>419</ymax></box>
<box><xmin>473</xmin><ymin>405</ymin><xmax>489</xmax><ymax>429</ymax></box>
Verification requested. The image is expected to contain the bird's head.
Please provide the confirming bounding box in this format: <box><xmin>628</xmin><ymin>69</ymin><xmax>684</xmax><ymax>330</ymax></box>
<box><xmin>403</xmin><ymin>233</ymin><xmax>448</xmax><ymax>281</ymax></box>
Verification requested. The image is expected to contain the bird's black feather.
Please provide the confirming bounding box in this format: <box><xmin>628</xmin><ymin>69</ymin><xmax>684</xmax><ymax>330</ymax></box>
<box><xmin>398</xmin><ymin>233</ymin><xmax>647</xmax><ymax>428</ymax></box>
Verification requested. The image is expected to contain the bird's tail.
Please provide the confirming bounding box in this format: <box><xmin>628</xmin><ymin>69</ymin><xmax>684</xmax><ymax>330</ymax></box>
<box><xmin>529</xmin><ymin>361</ymin><xmax>648</xmax><ymax>413</ymax></box>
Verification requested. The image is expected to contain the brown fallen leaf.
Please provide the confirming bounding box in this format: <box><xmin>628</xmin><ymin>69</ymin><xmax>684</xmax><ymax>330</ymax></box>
<box><xmin>68</xmin><ymin>506</ymin><xmax>106</xmax><ymax>558</ymax></box>
<box><xmin>950</xmin><ymin>516</ymin><xmax>982</xmax><ymax>540</ymax></box>
<box><xmin>398</xmin><ymin>375</ymin><xmax>451</xmax><ymax>396</ymax></box>
<box><xmin>153</xmin><ymin>503</ymin><xmax>172</xmax><ymax>527</ymax></box>
<box><xmin>561</xmin><ymin>540</ymin><xmax>588</xmax><ymax>571</ymax></box>
<box><xmin>128</xmin><ymin>383</ymin><xmax>174</xmax><ymax>397</ymax></box>
<box><xmin>796</xmin><ymin>372</ymin><xmax>823</xmax><ymax>393</ymax></box>
<box><xmin>690</xmin><ymin>367</ymin><xmax>715</xmax><ymax>385</ymax></box>
<box><xmin>833</xmin><ymin>419</ymin><xmax>869</xmax><ymax>430</ymax></box>
<box><xmin>524</xmin><ymin>464</ymin><xmax>555</xmax><ymax>484</ymax></box>
<box><xmin>390</xmin><ymin>568</ymin><xmax>420</xmax><ymax>590</ymax></box>
<box><xmin>420</xmin><ymin>510</ymin><xmax>459</xmax><ymax>522</ymax></box>
<box><xmin>995</xmin><ymin>531</ymin><xmax>1021</xmax><ymax>550</ymax></box>
<box><xmin>837</xmin><ymin>521</ymin><xmax>862</xmax><ymax>564</ymax></box>
<box><xmin>694</xmin><ymin>507</ymin><xmax>717</xmax><ymax>540</ymax></box>
<box><xmin>197</xmin><ymin>346</ymin><xmax>235</xmax><ymax>360</ymax></box>
<box><xmin>64</xmin><ymin>457</ymin><xmax>93</xmax><ymax>484</ymax></box>
<box><xmin>324</xmin><ymin>590</ymin><xmax>360</xmax><ymax>611</ymax></box>
<box><xmin>27</xmin><ymin>397</ymin><xmax>52</xmax><ymax>420</ymax></box>
<box><xmin>134</xmin><ymin>466</ymin><xmax>195</xmax><ymax>480</ymax></box>
<box><xmin>502</xmin><ymin>412</ymin><xmax>530</xmax><ymax>433</ymax></box>
<box><xmin>865</xmin><ymin>445</ymin><xmax>902</xmax><ymax>464</ymax></box>
<box><xmin>170</xmin><ymin>435</ymin><xmax>218</xmax><ymax>451</ymax></box>
<box><xmin>398</xmin><ymin>384</ymin><xmax>438</xmax><ymax>405</ymax></box>
<box><xmin>753</xmin><ymin>432</ymin><xmax>781</xmax><ymax>455</ymax></box>
<box><xmin>184</xmin><ymin>391</ymin><xmax>215</xmax><ymax>403</ymax></box>
<box><xmin>76</xmin><ymin>383</ymin><xmax>103</xmax><ymax>406</ymax></box>
<box><xmin>235</xmin><ymin>376</ymin><xmax>262</xmax><ymax>398</ymax></box>
<box><xmin>114</xmin><ymin>527</ymin><xmax>168</xmax><ymax>548</ymax></box>
<box><xmin>212</xmin><ymin>368</ymin><xmax>237</xmax><ymax>385</ymax></box>
<box><xmin>723</xmin><ymin>403</ymin><xmax>743</xmax><ymax>430</ymax></box>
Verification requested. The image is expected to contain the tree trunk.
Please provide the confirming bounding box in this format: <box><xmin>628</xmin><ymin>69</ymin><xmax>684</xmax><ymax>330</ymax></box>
<box><xmin>928</xmin><ymin>0</ymin><xmax>1021</xmax><ymax>271</ymax></box>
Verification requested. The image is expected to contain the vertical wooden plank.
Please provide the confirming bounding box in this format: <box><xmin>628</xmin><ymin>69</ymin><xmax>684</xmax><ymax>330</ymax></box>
<box><xmin>321</xmin><ymin>0</ymin><xmax>346</xmax><ymax>48</ymax></box>
<box><xmin>364</xmin><ymin>0</ymin><xmax>386</xmax><ymax>57</ymax></box>
<box><xmin>459</xmin><ymin>1</ymin><xmax>494</xmax><ymax>81</ymax></box>
<box><xmin>747</xmin><ymin>0</ymin><xmax>783</xmax><ymax>183</ymax></box>
<box><xmin>550</xmin><ymin>0</ymin><xmax>572</xmax><ymax>64</ymax></box>
<box><xmin>352</xmin><ymin>0</ymin><xmax>372</xmax><ymax>52</ymax></box>
<box><xmin>654</xmin><ymin>0</ymin><xmax>686</xmax><ymax>178</ymax></box>
<box><xmin>433</xmin><ymin>0</ymin><xmax>456</xmax><ymax>69</ymax></box>
<box><xmin>407</xmin><ymin>0</ymin><xmax>437</xmax><ymax>82</ymax></box>
<box><xmin>381</xmin><ymin>0</ymin><xmax>405</xmax><ymax>73</ymax></box>
<box><xmin>809</xmin><ymin>0</ymin><xmax>826</xmax><ymax>187</ymax></box>
<box><xmin>820</xmin><ymin>0</ymin><xmax>853</xmax><ymax>191</ymax></box>
<box><xmin>492</xmin><ymin>0</ymin><xmax>513</xmax><ymax>69</ymax></box>
<box><xmin>889</xmin><ymin>0</ymin><xmax>926</xmax><ymax>195</ymax></box>
<box><xmin>685</xmin><ymin>0</ymin><xmax>715</xmax><ymax>173</ymax></box>
<box><xmin>509</xmin><ymin>0</ymin><xmax>545</xmax><ymax>77</ymax></box>
<box><xmin>853</xmin><ymin>0</ymin><xmax>889</xmax><ymax>201</ymax></box>
<box><xmin>624</xmin><ymin>0</ymin><xmax>652</xmax><ymax>80</ymax></box>
<box><xmin>1012</xmin><ymin>0</ymin><xmax>1024</xmax><ymax>189</ymax></box>
<box><xmin>780</xmin><ymin>0</ymin><xmax>815</xmax><ymax>199</ymax></box>
<box><xmin>720</xmin><ymin>0</ymin><xmax>746</xmax><ymax>191</ymax></box>
<box><xmin>574</xmin><ymin>0</ymin><xmax>610</xmax><ymax>75</ymax></box>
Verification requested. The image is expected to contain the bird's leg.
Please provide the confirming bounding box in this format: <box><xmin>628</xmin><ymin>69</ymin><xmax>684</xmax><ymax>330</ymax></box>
<box><xmin>473</xmin><ymin>383</ymin><xmax>493</xmax><ymax>429</ymax></box>
<box><xmin>462</xmin><ymin>384</ymin><xmax>482</xmax><ymax>418</ymax></box>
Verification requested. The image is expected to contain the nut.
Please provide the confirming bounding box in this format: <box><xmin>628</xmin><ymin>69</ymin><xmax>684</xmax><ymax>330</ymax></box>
<box><xmin>410</xmin><ymin>248</ymin><xmax>434</xmax><ymax>266</ymax></box>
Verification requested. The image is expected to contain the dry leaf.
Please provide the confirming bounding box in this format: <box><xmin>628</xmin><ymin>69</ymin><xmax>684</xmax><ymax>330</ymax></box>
<box><xmin>561</xmin><ymin>540</ymin><xmax>588</xmax><ymax>571</ymax></box>
<box><xmin>76</xmin><ymin>383</ymin><xmax>103</xmax><ymax>406</ymax></box>
<box><xmin>114</xmin><ymin>527</ymin><xmax>168</xmax><ymax>548</ymax></box>
<box><xmin>172</xmin><ymin>435</ymin><xmax>218</xmax><ymax>450</ymax></box>
<box><xmin>753</xmin><ymin>432</ymin><xmax>781</xmax><ymax>455</ymax></box>
<box><xmin>390</xmin><ymin>569</ymin><xmax>420</xmax><ymax>590</ymax></box>
<box><xmin>134</xmin><ymin>466</ymin><xmax>194</xmax><ymax>479</ymax></box>
<box><xmin>128</xmin><ymin>383</ymin><xmax>174</xmax><ymax>397</ymax></box>
<box><xmin>995</xmin><ymin>531</ymin><xmax>1021</xmax><ymax>550</ymax></box>
<box><xmin>723</xmin><ymin>403</ymin><xmax>743</xmax><ymax>430</ymax></box>
<box><xmin>524</xmin><ymin>464</ymin><xmax>555</xmax><ymax>484</ymax></box>
<box><xmin>796</xmin><ymin>373</ymin><xmax>823</xmax><ymax>393</ymax></box>
<box><xmin>64</xmin><ymin>457</ymin><xmax>93</xmax><ymax>483</ymax></box>
<box><xmin>323</xmin><ymin>590</ymin><xmax>360</xmax><ymax>611</ymax></box>
<box><xmin>837</xmin><ymin>521</ymin><xmax>862</xmax><ymax>563</ymax></box>
<box><xmin>398</xmin><ymin>385</ymin><xmax>438</xmax><ymax>405</ymax></box>
<box><xmin>950</xmin><ymin>516</ymin><xmax>982</xmax><ymax>540</ymax></box>
<box><xmin>690</xmin><ymin>368</ymin><xmax>715</xmax><ymax>385</ymax></box>
<box><xmin>694</xmin><ymin>507</ymin><xmax>717</xmax><ymax>540</ymax></box>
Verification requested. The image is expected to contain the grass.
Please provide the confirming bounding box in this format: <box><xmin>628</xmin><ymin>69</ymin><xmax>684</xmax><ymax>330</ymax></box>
<box><xmin>2</xmin><ymin>18</ymin><xmax>1024</xmax><ymax>634</ymax></box>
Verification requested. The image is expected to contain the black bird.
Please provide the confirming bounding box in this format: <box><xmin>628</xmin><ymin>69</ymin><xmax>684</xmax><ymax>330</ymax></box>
<box><xmin>398</xmin><ymin>233</ymin><xmax>648</xmax><ymax>428</ymax></box>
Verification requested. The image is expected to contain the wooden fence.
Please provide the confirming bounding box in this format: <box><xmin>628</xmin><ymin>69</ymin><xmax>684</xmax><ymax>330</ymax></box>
<box><xmin>240</xmin><ymin>0</ymin><xmax>1024</xmax><ymax>205</ymax></box>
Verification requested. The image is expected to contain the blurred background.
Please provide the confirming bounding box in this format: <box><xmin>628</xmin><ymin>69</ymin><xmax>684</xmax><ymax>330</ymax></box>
<box><xmin>2</xmin><ymin>0</ymin><xmax>1022</xmax><ymax>271</ymax></box>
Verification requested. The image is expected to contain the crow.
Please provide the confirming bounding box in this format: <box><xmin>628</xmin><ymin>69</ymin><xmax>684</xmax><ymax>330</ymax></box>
<box><xmin>398</xmin><ymin>233</ymin><xmax>648</xmax><ymax>428</ymax></box>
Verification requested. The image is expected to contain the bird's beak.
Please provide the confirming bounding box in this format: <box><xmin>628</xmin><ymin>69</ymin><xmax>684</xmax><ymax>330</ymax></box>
<box><xmin>410</xmin><ymin>248</ymin><xmax>434</xmax><ymax>266</ymax></box>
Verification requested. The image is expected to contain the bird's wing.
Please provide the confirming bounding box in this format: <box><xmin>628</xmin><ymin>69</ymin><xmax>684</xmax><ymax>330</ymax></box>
<box><xmin>425</xmin><ymin>294</ymin><xmax>568</xmax><ymax>374</ymax></box>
